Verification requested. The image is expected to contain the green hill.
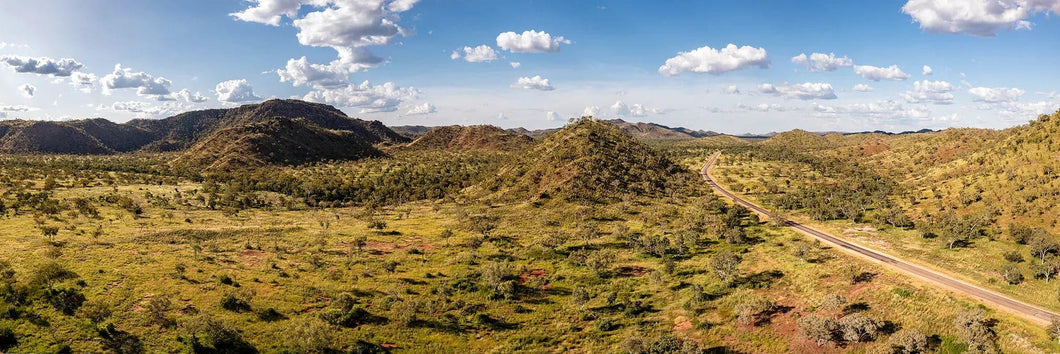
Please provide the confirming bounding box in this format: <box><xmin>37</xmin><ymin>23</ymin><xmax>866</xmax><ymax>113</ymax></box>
<box><xmin>489</xmin><ymin>118</ymin><xmax>692</xmax><ymax>203</ymax></box>
<box><xmin>405</xmin><ymin>125</ymin><xmax>533</xmax><ymax>151</ymax></box>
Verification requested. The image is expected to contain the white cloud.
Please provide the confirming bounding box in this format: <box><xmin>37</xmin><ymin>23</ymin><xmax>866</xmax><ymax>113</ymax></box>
<box><xmin>406</xmin><ymin>102</ymin><xmax>436</xmax><ymax>115</ymax></box>
<box><xmin>229</xmin><ymin>0</ymin><xmax>312</xmax><ymax>26</ymax></box>
<box><xmin>757</xmin><ymin>82</ymin><xmax>837</xmax><ymax>100</ymax></box>
<box><xmin>0</xmin><ymin>105</ymin><xmax>33</xmax><ymax>112</ymax></box>
<box><xmin>455</xmin><ymin>45</ymin><xmax>499</xmax><ymax>63</ymax></box>
<box><xmin>724</xmin><ymin>85</ymin><xmax>740</xmax><ymax>94</ymax></box>
<box><xmin>853</xmin><ymin>64</ymin><xmax>910</xmax><ymax>81</ymax></box>
<box><xmin>18</xmin><ymin>84</ymin><xmax>35</xmax><ymax>98</ymax></box>
<box><xmin>509</xmin><ymin>61</ymin><xmax>521</xmax><ymax>69</ymax></box>
<box><xmin>736</xmin><ymin>103</ymin><xmax>795</xmax><ymax>112</ymax></box>
<box><xmin>582</xmin><ymin>105</ymin><xmax>600</xmax><ymax>117</ymax></box>
<box><xmin>215</xmin><ymin>79</ymin><xmax>261</xmax><ymax>103</ymax></box>
<box><xmin>0</xmin><ymin>56</ymin><xmax>84</xmax><ymax>77</ymax></box>
<box><xmin>101</xmin><ymin>64</ymin><xmax>173</xmax><ymax>97</ymax></box>
<box><xmin>238</xmin><ymin>0</ymin><xmax>419</xmax><ymax>74</ymax></box>
<box><xmin>69</xmin><ymin>72</ymin><xmax>96</xmax><ymax>92</ymax></box>
<box><xmin>659</xmin><ymin>44</ymin><xmax>769</xmax><ymax>76</ymax></box>
<box><xmin>813</xmin><ymin>100</ymin><xmax>931</xmax><ymax>120</ymax></box>
<box><xmin>0</xmin><ymin>42</ymin><xmax>29</xmax><ymax>50</ymax></box>
<box><xmin>511</xmin><ymin>75</ymin><xmax>554</xmax><ymax>91</ymax></box>
<box><xmin>790</xmin><ymin>52</ymin><xmax>852</xmax><ymax>72</ymax></box>
<box><xmin>277</xmin><ymin>56</ymin><xmax>349</xmax><ymax>89</ymax></box>
<box><xmin>853</xmin><ymin>84</ymin><xmax>873</xmax><ymax>92</ymax></box>
<box><xmin>901</xmin><ymin>0</ymin><xmax>1060</xmax><ymax>37</ymax></box>
<box><xmin>175</xmin><ymin>89</ymin><xmax>209</xmax><ymax>103</ymax></box>
<box><xmin>303</xmin><ymin>80</ymin><xmax>418</xmax><ymax>113</ymax></box>
<box><xmin>449</xmin><ymin>51</ymin><xmax>461</xmax><ymax>60</ymax></box>
<box><xmin>546</xmin><ymin>111</ymin><xmax>560</xmax><ymax>121</ymax></box>
<box><xmin>610</xmin><ymin>100</ymin><xmax>662</xmax><ymax>117</ymax></box>
<box><xmin>923</xmin><ymin>65</ymin><xmax>933</xmax><ymax>75</ymax></box>
<box><xmin>496</xmin><ymin>30</ymin><xmax>570</xmax><ymax>53</ymax></box>
<box><xmin>104</xmin><ymin>101</ymin><xmax>187</xmax><ymax>118</ymax></box>
<box><xmin>902</xmin><ymin>80</ymin><xmax>955</xmax><ymax>104</ymax></box>
<box><xmin>968</xmin><ymin>86</ymin><xmax>1025</xmax><ymax>103</ymax></box>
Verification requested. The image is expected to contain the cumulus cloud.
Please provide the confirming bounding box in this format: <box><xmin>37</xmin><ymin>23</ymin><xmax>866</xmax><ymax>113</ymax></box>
<box><xmin>0</xmin><ymin>42</ymin><xmax>29</xmax><ymax>50</ymax></box>
<box><xmin>853</xmin><ymin>84</ymin><xmax>874</xmax><ymax>92</ymax></box>
<box><xmin>659</xmin><ymin>44</ymin><xmax>769</xmax><ymax>76</ymax></box>
<box><xmin>303</xmin><ymin>80</ymin><xmax>418</xmax><ymax>113</ymax></box>
<box><xmin>69</xmin><ymin>72</ymin><xmax>96</xmax><ymax>92</ymax></box>
<box><xmin>237</xmin><ymin>0</ymin><xmax>419</xmax><ymax>74</ymax></box>
<box><xmin>101</xmin><ymin>64</ymin><xmax>173</xmax><ymax>97</ymax></box>
<box><xmin>546</xmin><ymin>111</ymin><xmax>560</xmax><ymax>121</ymax></box>
<box><xmin>229</xmin><ymin>0</ymin><xmax>312</xmax><ymax>26</ymax></box>
<box><xmin>277</xmin><ymin>56</ymin><xmax>349</xmax><ymax>89</ymax></box>
<box><xmin>175</xmin><ymin>89</ymin><xmax>209</xmax><ymax>103</ymax></box>
<box><xmin>902</xmin><ymin>80</ymin><xmax>955</xmax><ymax>104</ymax></box>
<box><xmin>215</xmin><ymin>79</ymin><xmax>261</xmax><ymax>103</ymax></box>
<box><xmin>901</xmin><ymin>0</ymin><xmax>1060</xmax><ymax>37</ymax></box>
<box><xmin>0</xmin><ymin>104</ymin><xmax>35</xmax><ymax>119</ymax></box>
<box><xmin>511</xmin><ymin>75</ymin><xmax>554</xmax><ymax>91</ymax></box>
<box><xmin>968</xmin><ymin>86</ymin><xmax>1025</xmax><ymax>103</ymax></box>
<box><xmin>452</xmin><ymin>45</ymin><xmax>499</xmax><ymax>63</ymax></box>
<box><xmin>790</xmin><ymin>52</ymin><xmax>852</xmax><ymax>72</ymax></box>
<box><xmin>923</xmin><ymin>65</ymin><xmax>933</xmax><ymax>75</ymax></box>
<box><xmin>757</xmin><ymin>82</ymin><xmax>837</xmax><ymax>100</ymax></box>
<box><xmin>582</xmin><ymin>106</ymin><xmax>600</xmax><ymax>117</ymax></box>
<box><xmin>853</xmin><ymin>64</ymin><xmax>910</xmax><ymax>81</ymax></box>
<box><xmin>510</xmin><ymin>61</ymin><xmax>521</xmax><ymax>68</ymax></box>
<box><xmin>496</xmin><ymin>30</ymin><xmax>570</xmax><ymax>53</ymax></box>
<box><xmin>610</xmin><ymin>100</ymin><xmax>663</xmax><ymax>117</ymax></box>
<box><xmin>813</xmin><ymin>100</ymin><xmax>931</xmax><ymax>120</ymax></box>
<box><xmin>406</xmin><ymin>102</ymin><xmax>436</xmax><ymax>115</ymax></box>
<box><xmin>0</xmin><ymin>56</ymin><xmax>84</xmax><ymax>77</ymax></box>
<box><xmin>18</xmin><ymin>84</ymin><xmax>35</xmax><ymax>98</ymax></box>
<box><xmin>724</xmin><ymin>85</ymin><xmax>740</xmax><ymax>94</ymax></box>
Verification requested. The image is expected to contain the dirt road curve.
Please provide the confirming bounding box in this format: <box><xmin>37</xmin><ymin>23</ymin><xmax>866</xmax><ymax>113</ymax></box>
<box><xmin>702</xmin><ymin>152</ymin><xmax>1058</xmax><ymax>325</ymax></box>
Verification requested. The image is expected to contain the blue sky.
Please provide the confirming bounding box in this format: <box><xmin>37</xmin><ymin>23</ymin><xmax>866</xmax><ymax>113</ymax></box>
<box><xmin>1</xmin><ymin>0</ymin><xmax>1059</xmax><ymax>133</ymax></box>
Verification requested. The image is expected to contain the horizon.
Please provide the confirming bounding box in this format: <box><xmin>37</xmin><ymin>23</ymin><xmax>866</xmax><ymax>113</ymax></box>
<box><xmin>1</xmin><ymin>1</ymin><xmax>1059</xmax><ymax>134</ymax></box>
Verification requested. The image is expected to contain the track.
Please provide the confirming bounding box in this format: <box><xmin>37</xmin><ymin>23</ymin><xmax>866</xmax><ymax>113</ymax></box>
<box><xmin>702</xmin><ymin>152</ymin><xmax>1058</xmax><ymax>325</ymax></box>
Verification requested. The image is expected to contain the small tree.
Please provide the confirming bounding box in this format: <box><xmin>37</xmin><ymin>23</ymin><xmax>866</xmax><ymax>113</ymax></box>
<box><xmin>1001</xmin><ymin>264</ymin><xmax>1024</xmax><ymax>285</ymax></box>
<box><xmin>818</xmin><ymin>293</ymin><xmax>847</xmax><ymax>312</ymax></box>
<box><xmin>734</xmin><ymin>297</ymin><xmax>775</xmax><ymax>326</ymax></box>
<box><xmin>710</xmin><ymin>250</ymin><xmax>740</xmax><ymax>281</ymax></box>
<box><xmin>798</xmin><ymin>314</ymin><xmax>838</xmax><ymax>346</ymax></box>
<box><xmin>571</xmin><ymin>286</ymin><xmax>590</xmax><ymax>310</ymax></box>
<box><xmin>838</xmin><ymin>313</ymin><xmax>879</xmax><ymax>343</ymax></box>
<box><xmin>953</xmin><ymin>309</ymin><xmax>997</xmax><ymax>353</ymax></box>
<box><xmin>888</xmin><ymin>328</ymin><xmax>928</xmax><ymax>353</ymax></box>
<box><xmin>40</xmin><ymin>225</ymin><xmax>59</xmax><ymax>242</ymax></box>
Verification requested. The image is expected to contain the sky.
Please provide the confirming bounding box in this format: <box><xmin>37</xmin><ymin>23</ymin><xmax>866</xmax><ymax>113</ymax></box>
<box><xmin>1</xmin><ymin>0</ymin><xmax>1059</xmax><ymax>134</ymax></box>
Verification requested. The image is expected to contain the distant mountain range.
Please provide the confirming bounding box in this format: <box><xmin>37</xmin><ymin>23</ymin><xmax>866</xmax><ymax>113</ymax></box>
<box><xmin>393</xmin><ymin>119</ymin><xmax>723</xmax><ymax>140</ymax></box>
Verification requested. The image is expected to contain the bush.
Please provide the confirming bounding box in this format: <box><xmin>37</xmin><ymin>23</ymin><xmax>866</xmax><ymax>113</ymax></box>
<box><xmin>256</xmin><ymin>308</ymin><xmax>284</xmax><ymax>322</ymax></box>
<box><xmin>1001</xmin><ymin>264</ymin><xmax>1024</xmax><ymax>285</ymax></box>
<box><xmin>285</xmin><ymin>316</ymin><xmax>333</xmax><ymax>353</ymax></box>
<box><xmin>953</xmin><ymin>309</ymin><xmax>997</xmax><ymax>353</ymax></box>
<box><xmin>798</xmin><ymin>314</ymin><xmax>838</xmax><ymax>345</ymax></box>
<box><xmin>219</xmin><ymin>294</ymin><xmax>251</xmax><ymax>312</ymax></box>
<box><xmin>45</xmin><ymin>287</ymin><xmax>86</xmax><ymax>316</ymax></box>
<box><xmin>888</xmin><ymin>328</ymin><xmax>928</xmax><ymax>353</ymax></box>
<box><xmin>837</xmin><ymin>313</ymin><xmax>879</xmax><ymax>342</ymax></box>
<box><xmin>734</xmin><ymin>297</ymin><xmax>775</xmax><ymax>326</ymax></box>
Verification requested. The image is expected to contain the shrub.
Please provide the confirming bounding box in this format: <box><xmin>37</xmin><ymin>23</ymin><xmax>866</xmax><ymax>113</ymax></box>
<box><xmin>1001</xmin><ymin>264</ymin><xmax>1024</xmax><ymax>285</ymax></box>
<box><xmin>838</xmin><ymin>313</ymin><xmax>879</xmax><ymax>342</ymax></box>
<box><xmin>219</xmin><ymin>293</ymin><xmax>251</xmax><ymax>312</ymax></box>
<box><xmin>0</xmin><ymin>327</ymin><xmax>15</xmax><ymax>351</ymax></box>
<box><xmin>953</xmin><ymin>309</ymin><xmax>997</xmax><ymax>353</ymax></box>
<box><xmin>798</xmin><ymin>314</ymin><xmax>838</xmax><ymax>345</ymax></box>
<box><xmin>734</xmin><ymin>297</ymin><xmax>775</xmax><ymax>326</ymax></box>
<box><xmin>888</xmin><ymin>328</ymin><xmax>928</xmax><ymax>353</ymax></box>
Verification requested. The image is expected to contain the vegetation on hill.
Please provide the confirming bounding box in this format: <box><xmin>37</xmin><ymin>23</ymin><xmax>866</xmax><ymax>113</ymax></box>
<box><xmin>488</xmin><ymin>118</ymin><xmax>695</xmax><ymax>203</ymax></box>
<box><xmin>171</xmin><ymin>118</ymin><xmax>384</xmax><ymax>171</ymax></box>
<box><xmin>0</xmin><ymin>120</ymin><xmax>113</xmax><ymax>154</ymax></box>
<box><xmin>404</xmin><ymin>125</ymin><xmax>533</xmax><ymax>151</ymax></box>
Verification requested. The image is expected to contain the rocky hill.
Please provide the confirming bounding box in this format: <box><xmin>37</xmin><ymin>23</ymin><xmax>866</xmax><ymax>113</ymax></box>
<box><xmin>0</xmin><ymin>99</ymin><xmax>408</xmax><ymax>155</ymax></box>
<box><xmin>405</xmin><ymin>125</ymin><xmax>533</xmax><ymax>151</ymax></box>
<box><xmin>488</xmin><ymin>118</ymin><xmax>693</xmax><ymax>203</ymax></box>
<box><xmin>171</xmin><ymin>118</ymin><xmax>383</xmax><ymax>171</ymax></box>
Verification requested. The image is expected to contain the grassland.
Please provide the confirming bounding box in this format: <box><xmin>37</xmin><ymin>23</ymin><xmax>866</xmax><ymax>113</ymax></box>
<box><xmin>0</xmin><ymin>119</ymin><xmax>1057</xmax><ymax>352</ymax></box>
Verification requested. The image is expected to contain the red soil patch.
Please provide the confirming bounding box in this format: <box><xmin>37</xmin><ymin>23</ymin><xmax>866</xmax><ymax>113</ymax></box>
<box><xmin>381</xmin><ymin>343</ymin><xmax>398</xmax><ymax>349</ymax></box>
<box><xmin>518</xmin><ymin>269</ymin><xmax>548</xmax><ymax>288</ymax></box>
<box><xmin>672</xmin><ymin>316</ymin><xmax>693</xmax><ymax>332</ymax></box>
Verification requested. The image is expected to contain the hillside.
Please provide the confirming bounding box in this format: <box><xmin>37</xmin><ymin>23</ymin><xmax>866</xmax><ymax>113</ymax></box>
<box><xmin>489</xmin><ymin>118</ymin><xmax>692</xmax><ymax>203</ymax></box>
<box><xmin>0</xmin><ymin>99</ymin><xmax>408</xmax><ymax>154</ymax></box>
<box><xmin>390</xmin><ymin>125</ymin><xmax>437</xmax><ymax>138</ymax></box>
<box><xmin>171</xmin><ymin>118</ymin><xmax>383</xmax><ymax>171</ymax></box>
<box><xmin>405</xmin><ymin>125</ymin><xmax>533</xmax><ymax>151</ymax></box>
<box><xmin>0</xmin><ymin>120</ymin><xmax>113</xmax><ymax>154</ymax></box>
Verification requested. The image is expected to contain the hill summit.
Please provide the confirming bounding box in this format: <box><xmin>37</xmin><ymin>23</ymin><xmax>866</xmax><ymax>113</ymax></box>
<box><xmin>489</xmin><ymin>118</ymin><xmax>691</xmax><ymax>203</ymax></box>
<box><xmin>405</xmin><ymin>125</ymin><xmax>533</xmax><ymax>151</ymax></box>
